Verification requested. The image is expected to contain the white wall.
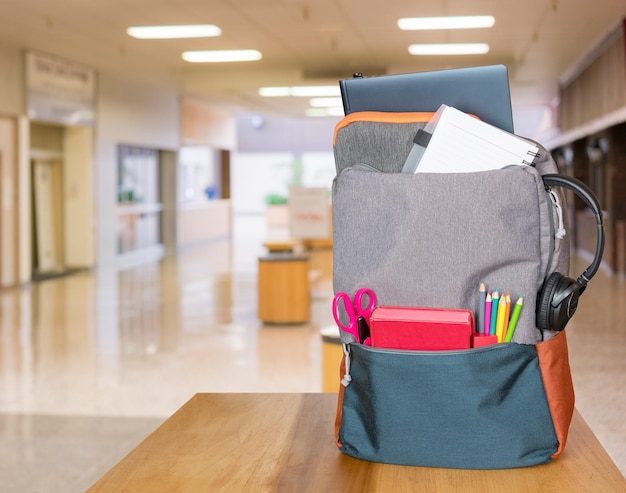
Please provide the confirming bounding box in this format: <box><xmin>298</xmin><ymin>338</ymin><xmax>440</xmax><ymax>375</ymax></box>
<box><xmin>95</xmin><ymin>72</ymin><xmax>180</xmax><ymax>267</ymax></box>
<box><xmin>0</xmin><ymin>43</ymin><xmax>26</xmax><ymax>284</ymax></box>
<box><xmin>236</xmin><ymin>114</ymin><xmax>339</xmax><ymax>153</ymax></box>
<box><xmin>64</xmin><ymin>126</ymin><xmax>95</xmax><ymax>267</ymax></box>
<box><xmin>0</xmin><ymin>42</ymin><xmax>24</xmax><ymax>115</ymax></box>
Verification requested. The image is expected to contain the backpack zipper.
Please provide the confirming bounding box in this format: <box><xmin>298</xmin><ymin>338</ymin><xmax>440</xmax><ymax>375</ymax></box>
<box><xmin>354</xmin><ymin>342</ymin><xmax>511</xmax><ymax>357</ymax></box>
<box><xmin>341</xmin><ymin>342</ymin><xmax>511</xmax><ymax>387</ymax></box>
<box><xmin>543</xmin><ymin>184</ymin><xmax>567</xmax><ymax>281</ymax></box>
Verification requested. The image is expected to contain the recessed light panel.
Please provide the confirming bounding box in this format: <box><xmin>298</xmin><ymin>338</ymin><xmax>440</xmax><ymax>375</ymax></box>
<box><xmin>127</xmin><ymin>25</ymin><xmax>222</xmax><ymax>39</ymax></box>
<box><xmin>258</xmin><ymin>87</ymin><xmax>291</xmax><ymax>97</ymax></box>
<box><xmin>258</xmin><ymin>86</ymin><xmax>340</xmax><ymax>97</ymax></box>
<box><xmin>398</xmin><ymin>16</ymin><xmax>495</xmax><ymax>30</ymax></box>
<box><xmin>290</xmin><ymin>86</ymin><xmax>341</xmax><ymax>97</ymax></box>
<box><xmin>182</xmin><ymin>50</ymin><xmax>262</xmax><ymax>63</ymax></box>
<box><xmin>408</xmin><ymin>43</ymin><xmax>490</xmax><ymax>55</ymax></box>
<box><xmin>309</xmin><ymin>97</ymin><xmax>343</xmax><ymax>108</ymax></box>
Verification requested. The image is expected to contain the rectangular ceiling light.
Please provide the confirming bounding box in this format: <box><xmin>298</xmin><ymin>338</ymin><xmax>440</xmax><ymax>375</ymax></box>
<box><xmin>258</xmin><ymin>87</ymin><xmax>291</xmax><ymax>97</ymax></box>
<box><xmin>290</xmin><ymin>86</ymin><xmax>340</xmax><ymax>97</ymax></box>
<box><xmin>182</xmin><ymin>50</ymin><xmax>262</xmax><ymax>63</ymax></box>
<box><xmin>309</xmin><ymin>97</ymin><xmax>343</xmax><ymax>107</ymax></box>
<box><xmin>127</xmin><ymin>24</ymin><xmax>222</xmax><ymax>39</ymax></box>
<box><xmin>258</xmin><ymin>86</ymin><xmax>340</xmax><ymax>97</ymax></box>
<box><xmin>398</xmin><ymin>16</ymin><xmax>495</xmax><ymax>30</ymax></box>
<box><xmin>408</xmin><ymin>43</ymin><xmax>490</xmax><ymax>55</ymax></box>
<box><xmin>306</xmin><ymin>107</ymin><xmax>344</xmax><ymax>117</ymax></box>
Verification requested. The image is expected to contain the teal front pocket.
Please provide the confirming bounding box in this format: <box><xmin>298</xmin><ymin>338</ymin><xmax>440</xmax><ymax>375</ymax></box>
<box><xmin>338</xmin><ymin>343</ymin><xmax>558</xmax><ymax>469</ymax></box>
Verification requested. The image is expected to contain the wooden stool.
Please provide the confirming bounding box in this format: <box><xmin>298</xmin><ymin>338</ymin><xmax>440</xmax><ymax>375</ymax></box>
<box><xmin>257</xmin><ymin>253</ymin><xmax>310</xmax><ymax>324</ymax></box>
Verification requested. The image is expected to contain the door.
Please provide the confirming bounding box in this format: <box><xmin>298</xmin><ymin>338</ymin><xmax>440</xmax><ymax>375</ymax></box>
<box><xmin>32</xmin><ymin>159</ymin><xmax>64</xmax><ymax>273</ymax></box>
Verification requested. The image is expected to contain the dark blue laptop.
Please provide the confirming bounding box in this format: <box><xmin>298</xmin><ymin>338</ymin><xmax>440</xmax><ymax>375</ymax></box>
<box><xmin>339</xmin><ymin>65</ymin><xmax>514</xmax><ymax>133</ymax></box>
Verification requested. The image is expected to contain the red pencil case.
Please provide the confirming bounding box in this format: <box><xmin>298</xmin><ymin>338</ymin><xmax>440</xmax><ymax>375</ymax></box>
<box><xmin>369</xmin><ymin>306</ymin><xmax>473</xmax><ymax>350</ymax></box>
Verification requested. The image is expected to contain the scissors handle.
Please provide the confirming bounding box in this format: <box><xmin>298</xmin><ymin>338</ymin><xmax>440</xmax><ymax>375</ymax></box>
<box><xmin>354</xmin><ymin>288</ymin><xmax>377</xmax><ymax>319</ymax></box>
<box><xmin>332</xmin><ymin>293</ymin><xmax>360</xmax><ymax>342</ymax></box>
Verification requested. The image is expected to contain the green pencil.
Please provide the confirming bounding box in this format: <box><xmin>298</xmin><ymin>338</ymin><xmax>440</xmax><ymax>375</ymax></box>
<box><xmin>504</xmin><ymin>295</ymin><xmax>524</xmax><ymax>343</ymax></box>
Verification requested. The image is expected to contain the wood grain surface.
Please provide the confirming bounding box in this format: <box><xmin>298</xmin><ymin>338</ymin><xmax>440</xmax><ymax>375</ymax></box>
<box><xmin>88</xmin><ymin>393</ymin><xmax>626</xmax><ymax>492</ymax></box>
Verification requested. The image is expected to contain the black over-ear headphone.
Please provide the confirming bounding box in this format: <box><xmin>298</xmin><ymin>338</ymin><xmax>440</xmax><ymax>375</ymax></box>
<box><xmin>536</xmin><ymin>174</ymin><xmax>605</xmax><ymax>331</ymax></box>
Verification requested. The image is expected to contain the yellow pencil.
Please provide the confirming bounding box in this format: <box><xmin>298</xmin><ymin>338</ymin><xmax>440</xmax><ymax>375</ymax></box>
<box><xmin>502</xmin><ymin>292</ymin><xmax>511</xmax><ymax>341</ymax></box>
<box><xmin>495</xmin><ymin>292</ymin><xmax>507</xmax><ymax>342</ymax></box>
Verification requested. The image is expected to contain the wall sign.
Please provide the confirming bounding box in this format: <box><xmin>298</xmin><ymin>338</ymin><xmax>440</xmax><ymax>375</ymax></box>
<box><xmin>26</xmin><ymin>51</ymin><xmax>96</xmax><ymax>126</ymax></box>
<box><xmin>289</xmin><ymin>186</ymin><xmax>330</xmax><ymax>239</ymax></box>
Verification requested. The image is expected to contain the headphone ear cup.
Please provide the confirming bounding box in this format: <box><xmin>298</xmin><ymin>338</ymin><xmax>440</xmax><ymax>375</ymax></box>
<box><xmin>537</xmin><ymin>272</ymin><xmax>562</xmax><ymax>330</ymax></box>
<box><xmin>552</xmin><ymin>279</ymin><xmax>582</xmax><ymax>331</ymax></box>
<box><xmin>537</xmin><ymin>272</ymin><xmax>581</xmax><ymax>331</ymax></box>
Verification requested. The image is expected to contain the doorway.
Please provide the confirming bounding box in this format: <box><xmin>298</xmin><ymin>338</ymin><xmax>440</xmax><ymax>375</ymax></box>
<box><xmin>31</xmin><ymin>157</ymin><xmax>64</xmax><ymax>275</ymax></box>
<box><xmin>29</xmin><ymin>121</ymin><xmax>95</xmax><ymax>280</ymax></box>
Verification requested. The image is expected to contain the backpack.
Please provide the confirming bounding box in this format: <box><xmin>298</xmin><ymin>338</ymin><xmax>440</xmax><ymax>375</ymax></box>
<box><xmin>331</xmin><ymin>110</ymin><xmax>604</xmax><ymax>469</ymax></box>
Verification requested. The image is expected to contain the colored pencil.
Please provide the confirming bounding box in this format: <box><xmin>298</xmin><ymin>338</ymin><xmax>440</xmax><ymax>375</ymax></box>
<box><xmin>478</xmin><ymin>282</ymin><xmax>486</xmax><ymax>334</ymax></box>
<box><xmin>502</xmin><ymin>292</ymin><xmax>511</xmax><ymax>342</ymax></box>
<box><xmin>490</xmin><ymin>290</ymin><xmax>499</xmax><ymax>336</ymax></box>
<box><xmin>495</xmin><ymin>293</ymin><xmax>507</xmax><ymax>342</ymax></box>
<box><xmin>505</xmin><ymin>295</ymin><xmax>524</xmax><ymax>342</ymax></box>
<box><xmin>484</xmin><ymin>292</ymin><xmax>492</xmax><ymax>335</ymax></box>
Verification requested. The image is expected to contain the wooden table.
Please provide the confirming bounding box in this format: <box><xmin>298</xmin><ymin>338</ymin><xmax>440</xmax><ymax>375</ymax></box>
<box><xmin>88</xmin><ymin>393</ymin><xmax>626</xmax><ymax>492</ymax></box>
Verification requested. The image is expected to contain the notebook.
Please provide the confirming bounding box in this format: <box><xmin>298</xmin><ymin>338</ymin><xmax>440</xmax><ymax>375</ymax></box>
<box><xmin>411</xmin><ymin>105</ymin><xmax>538</xmax><ymax>173</ymax></box>
<box><xmin>339</xmin><ymin>65</ymin><xmax>514</xmax><ymax>133</ymax></box>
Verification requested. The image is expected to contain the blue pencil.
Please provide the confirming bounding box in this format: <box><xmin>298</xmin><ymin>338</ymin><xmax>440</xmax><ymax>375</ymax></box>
<box><xmin>490</xmin><ymin>290</ymin><xmax>499</xmax><ymax>336</ymax></box>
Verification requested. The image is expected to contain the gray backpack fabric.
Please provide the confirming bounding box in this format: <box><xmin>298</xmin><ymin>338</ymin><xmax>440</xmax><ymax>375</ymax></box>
<box><xmin>332</xmin><ymin>112</ymin><xmax>569</xmax><ymax>345</ymax></box>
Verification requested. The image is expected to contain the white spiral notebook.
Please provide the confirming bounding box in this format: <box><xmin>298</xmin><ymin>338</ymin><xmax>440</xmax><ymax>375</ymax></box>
<box><xmin>411</xmin><ymin>105</ymin><xmax>539</xmax><ymax>174</ymax></box>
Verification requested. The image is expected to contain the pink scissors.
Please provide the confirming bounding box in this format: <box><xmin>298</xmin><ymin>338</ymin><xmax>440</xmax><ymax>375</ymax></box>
<box><xmin>332</xmin><ymin>288</ymin><xmax>376</xmax><ymax>345</ymax></box>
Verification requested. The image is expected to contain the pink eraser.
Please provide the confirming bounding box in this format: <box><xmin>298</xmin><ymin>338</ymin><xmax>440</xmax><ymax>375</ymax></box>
<box><xmin>471</xmin><ymin>334</ymin><xmax>498</xmax><ymax>348</ymax></box>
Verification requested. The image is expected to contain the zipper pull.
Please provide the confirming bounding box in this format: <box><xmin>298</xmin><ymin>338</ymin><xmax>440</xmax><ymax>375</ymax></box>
<box><xmin>341</xmin><ymin>343</ymin><xmax>352</xmax><ymax>387</ymax></box>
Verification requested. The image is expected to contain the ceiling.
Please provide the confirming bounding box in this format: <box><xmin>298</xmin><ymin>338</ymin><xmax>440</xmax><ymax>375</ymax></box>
<box><xmin>0</xmin><ymin>0</ymin><xmax>625</xmax><ymax>124</ymax></box>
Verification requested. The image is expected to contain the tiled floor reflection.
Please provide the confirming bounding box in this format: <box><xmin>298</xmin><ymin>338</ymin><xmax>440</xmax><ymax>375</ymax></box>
<box><xmin>566</xmin><ymin>259</ymin><xmax>626</xmax><ymax>479</ymax></box>
<box><xmin>0</xmin><ymin>215</ymin><xmax>624</xmax><ymax>491</ymax></box>
<box><xmin>0</xmin><ymin>413</ymin><xmax>162</xmax><ymax>493</ymax></box>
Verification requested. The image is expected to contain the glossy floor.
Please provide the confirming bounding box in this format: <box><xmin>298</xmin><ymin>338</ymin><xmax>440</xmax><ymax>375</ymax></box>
<box><xmin>0</xmin><ymin>216</ymin><xmax>625</xmax><ymax>492</ymax></box>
